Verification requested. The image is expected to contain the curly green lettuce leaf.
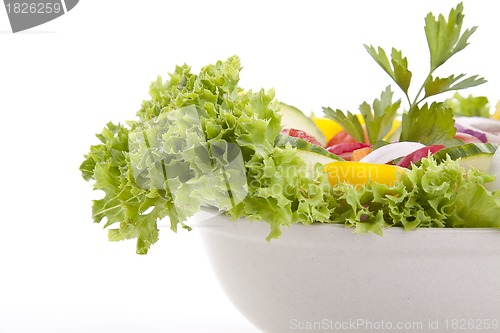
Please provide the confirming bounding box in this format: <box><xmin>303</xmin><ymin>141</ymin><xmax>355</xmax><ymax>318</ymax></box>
<box><xmin>80</xmin><ymin>122</ymin><xmax>166</xmax><ymax>254</ymax></box>
<box><xmin>81</xmin><ymin>56</ymin><xmax>283</xmax><ymax>254</ymax></box>
<box><xmin>226</xmin><ymin>149</ymin><xmax>500</xmax><ymax>240</ymax></box>
<box><xmin>330</xmin><ymin>156</ymin><xmax>500</xmax><ymax>233</ymax></box>
<box><xmin>446</xmin><ymin>168</ymin><xmax>500</xmax><ymax>227</ymax></box>
<box><xmin>231</xmin><ymin>144</ymin><xmax>341</xmax><ymax>240</ymax></box>
<box><xmin>445</xmin><ymin>92</ymin><xmax>490</xmax><ymax>117</ymax></box>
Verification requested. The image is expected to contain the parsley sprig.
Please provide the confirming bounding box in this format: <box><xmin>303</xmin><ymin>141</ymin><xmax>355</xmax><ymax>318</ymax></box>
<box><xmin>324</xmin><ymin>2</ymin><xmax>486</xmax><ymax>146</ymax></box>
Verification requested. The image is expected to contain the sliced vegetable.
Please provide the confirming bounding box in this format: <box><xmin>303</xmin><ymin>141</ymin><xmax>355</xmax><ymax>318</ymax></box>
<box><xmin>311</xmin><ymin>116</ymin><xmax>343</xmax><ymax>142</ymax></box>
<box><xmin>327</xmin><ymin>130</ymin><xmax>359</xmax><ymax>146</ymax></box>
<box><xmin>275</xmin><ymin>134</ymin><xmax>343</xmax><ymax>176</ymax></box>
<box><xmin>327</xmin><ymin>142</ymin><xmax>370</xmax><ymax>161</ymax></box>
<box><xmin>492</xmin><ymin>101</ymin><xmax>500</xmax><ymax>120</ymax></box>
<box><xmin>450</xmin><ymin>154</ymin><xmax>493</xmax><ymax>172</ymax></box>
<box><xmin>396</xmin><ymin>145</ymin><xmax>445</xmax><ymax>168</ymax></box>
<box><xmin>288</xmin><ymin>128</ymin><xmax>323</xmax><ymax>146</ymax></box>
<box><xmin>455</xmin><ymin>123</ymin><xmax>487</xmax><ymax>142</ymax></box>
<box><xmin>279</xmin><ymin>103</ymin><xmax>326</xmax><ymax>146</ymax></box>
<box><xmin>454</xmin><ymin>117</ymin><xmax>500</xmax><ymax>143</ymax></box>
<box><xmin>324</xmin><ymin>161</ymin><xmax>405</xmax><ymax>187</ymax></box>
<box><xmin>359</xmin><ymin>141</ymin><xmax>425</xmax><ymax>164</ymax></box>
<box><xmin>432</xmin><ymin>142</ymin><xmax>498</xmax><ymax>172</ymax></box>
<box><xmin>352</xmin><ymin>147</ymin><xmax>373</xmax><ymax>162</ymax></box>
<box><xmin>454</xmin><ymin>132</ymin><xmax>484</xmax><ymax>144</ymax></box>
<box><xmin>275</xmin><ymin>134</ymin><xmax>343</xmax><ymax>162</ymax></box>
<box><xmin>486</xmin><ymin>147</ymin><xmax>500</xmax><ymax>191</ymax></box>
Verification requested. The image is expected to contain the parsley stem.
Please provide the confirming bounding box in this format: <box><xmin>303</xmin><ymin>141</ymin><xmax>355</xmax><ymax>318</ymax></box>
<box><xmin>411</xmin><ymin>73</ymin><xmax>432</xmax><ymax>109</ymax></box>
<box><xmin>404</xmin><ymin>93</ymin><xmax>412</xmax><ymax>109</ymax></box>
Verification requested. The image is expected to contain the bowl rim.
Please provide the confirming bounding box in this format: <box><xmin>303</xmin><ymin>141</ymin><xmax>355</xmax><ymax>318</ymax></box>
<box><xmin>189</xmin><ymin>210</ymin><xmax>500</xmax><ymax>235</ymax></box>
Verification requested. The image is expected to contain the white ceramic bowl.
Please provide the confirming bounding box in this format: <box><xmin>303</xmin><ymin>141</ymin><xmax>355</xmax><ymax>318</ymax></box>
<box><xmin>197</xmin><ymin>214</ymin><xmax>500</xmax><ymax>333</ymax></box>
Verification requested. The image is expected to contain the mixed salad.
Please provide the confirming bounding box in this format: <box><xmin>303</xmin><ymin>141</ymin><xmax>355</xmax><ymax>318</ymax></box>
<box><xmin>81</xmin><ymin>3</ymin><xmax>500</xmax><ymax>254</ymax></box>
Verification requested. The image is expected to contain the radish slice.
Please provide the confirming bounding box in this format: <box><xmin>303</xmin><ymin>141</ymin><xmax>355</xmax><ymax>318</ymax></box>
<box><xmin>360</xmin><ymin>142</ymin><xmax>425</xmax><ymax>164</ymax></box>
<box><xmin>396</xmin><ymin>145</ymin><xmax>445</xmax><ymax>168</ymax></box>
<box><xmin>288</xmin><ymin>128</ymin><xmax>323</xmax><ymax>146</ymax></box>
<box><xmin>327</xmin><ymin>142</ymin><xmax>371</xmax><ymax>161</ymax></box>
<box><xmin>486</xmin><ymin>147</ymin><xmax>500</xmax><ymax>191</ymax></box>
<box><xmin>327</xmin><ymin>142</ymin><xmax>370</xmax><ymax>155</ymax></box>
<box><xmin>454</xmin><ymin>117</ymin><xmax>500</xmax><ymax>143</ymax></box>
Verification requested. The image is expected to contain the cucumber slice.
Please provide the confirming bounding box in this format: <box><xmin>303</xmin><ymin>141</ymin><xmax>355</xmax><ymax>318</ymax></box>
<box><xmin>486</xmin><ymin>147</ymin><xmax>500</xmax><ymax>191</ymax></box>
<box><xmin>275</xmin><ymin>134</ymin><xmax>343</xmax><ymax>162</ymax></box>
<box><xmin>432</xmin><ymin>142</ymin><xmax>499</xmax><ymax>172</ymax></box>
<box><xmin>275</xmin><ymin>134</ymin><xmax>343</xmax><ymax>175</ymax></box>
<box><xmin>279</xmin><ymin>102</ymin><xmax>326</xmax><ymax>146</ymax></box>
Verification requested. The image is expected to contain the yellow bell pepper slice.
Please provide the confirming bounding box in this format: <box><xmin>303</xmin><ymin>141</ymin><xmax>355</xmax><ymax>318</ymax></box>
<box><xmin>311</xmin><ymin>116</ymin><xmax>344</xmax><ymax>142</ymax></box>
<box><xmin>324</xmin><ymin>161</ymin><xmax>406</xmax><ymax>187</ymax></box>
<box><xmin>384</xmin><ymin>119</ymin><xmax>401</xmax><ymax>140</ymax></box>
<box><xmin>492</xmin><ymin>101</ymin><xmax>500</xmax><ymax>120</ymax></box>
<box><xmin>312</xmin><ymin>116</ymin><xmax>401</xmax><ymax>143</ymax></box>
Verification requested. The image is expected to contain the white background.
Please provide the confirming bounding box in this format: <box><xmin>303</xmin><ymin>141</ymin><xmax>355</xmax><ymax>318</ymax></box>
<box><xmin>1</xmin><ymin>1</ymin><xmax>499</xmax><ymax>332</ymax></box>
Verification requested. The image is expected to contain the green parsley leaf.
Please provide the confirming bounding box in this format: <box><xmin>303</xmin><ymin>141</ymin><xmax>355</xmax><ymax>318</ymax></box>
<box><xmin>399</xmin><ymin>103</ymin><xmax>461</xmax><ymax>146</ymax></box>
<box><xmin>359</xmin><ymin>86</ymin><xmax>401</xmax><ymax>144</ymax></box>
<box><xmin>364</xmin><ymin>45</ymin><xmax>412</xmax><ymax>96</ymax></box>
<box><xmin>322</xmin><ymin>107</ymin><xmax>365</xmax><ymax>143</ymax></box>
<box><xmin>424</xmin><ymin>2</ymin><xmax>477</xmax><ymax>71</ymax></box>
<box><xmin>424</xmin><ymin>74</ymin><xmax>486</xmax><ymax>99</ymax></box>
